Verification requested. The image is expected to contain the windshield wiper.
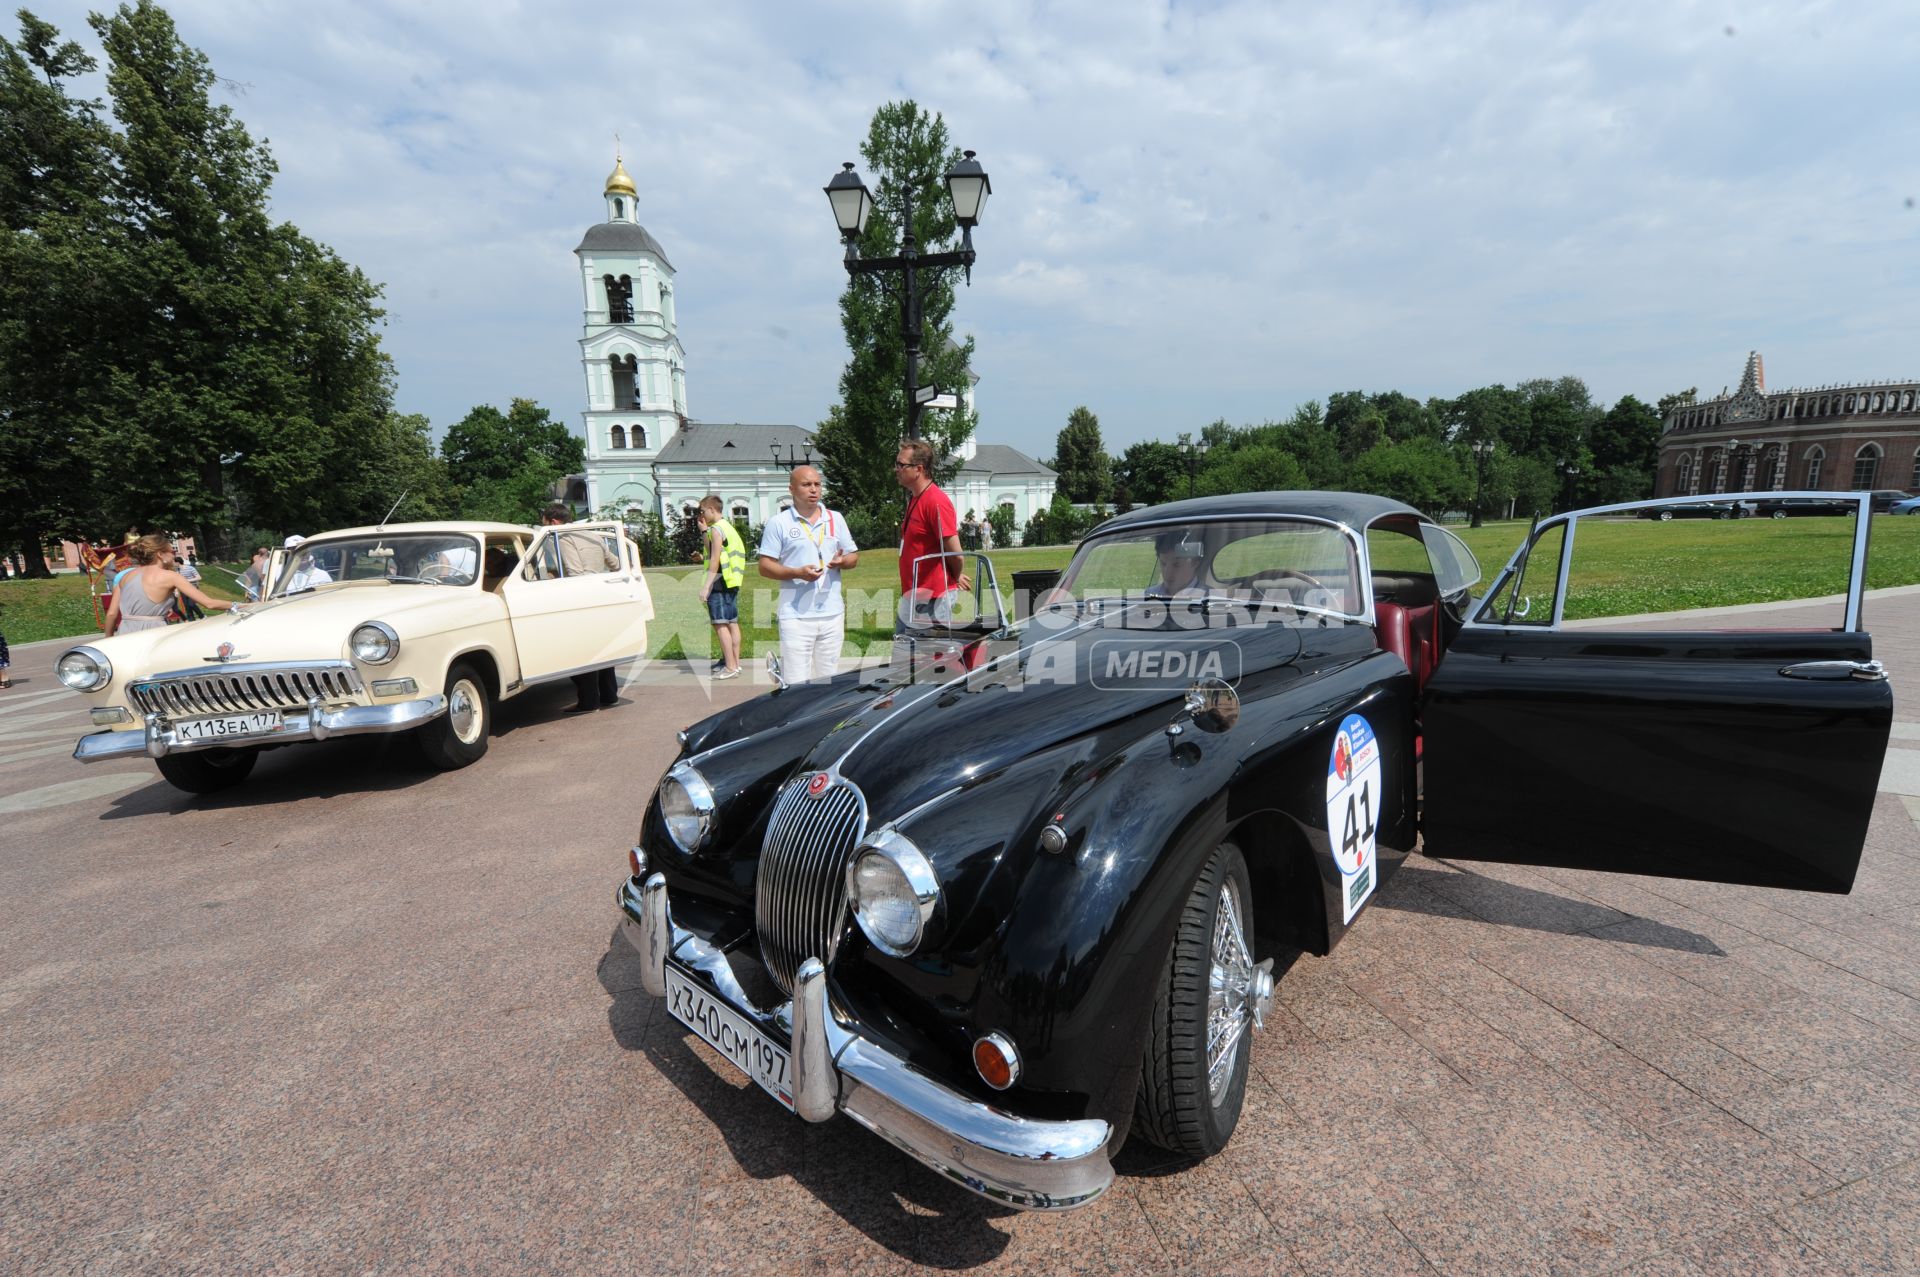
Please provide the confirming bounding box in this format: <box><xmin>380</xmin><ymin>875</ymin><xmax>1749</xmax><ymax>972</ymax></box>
<box><xmin>382</xmin><ymin>575</ymin><xmax>442</xmax><ymax>585</ymax></box>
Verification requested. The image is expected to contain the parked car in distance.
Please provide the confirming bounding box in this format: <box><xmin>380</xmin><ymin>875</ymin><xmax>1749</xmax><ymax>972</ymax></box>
<box><xmin>1890</xmin><ymin>495</ymin><xmax>1920</xmax><ymax>516</ymax></box>
<box><xmin>60</xmin><ymin>520</ymin><xmax>651</xmax><ymax>793</ymax></box>
<box><xmin>1750</xmin><ymin>496</ymin><xmax>1858</xmax><ymax>518</ymax></box>
<box><xmin>617</xmin><ymin>489</ymin><xmax>1891</xmax><ymax>1211</ymax></box>
<box><xmin>1638</xmin><ymin>499</ymin><xmax>1751</xmax><ymax>520</ymax></box>
<box><xmin>1869</xmin><ymin>489</ymin><xmax>1915</xmax><ymax>513</ymax></box>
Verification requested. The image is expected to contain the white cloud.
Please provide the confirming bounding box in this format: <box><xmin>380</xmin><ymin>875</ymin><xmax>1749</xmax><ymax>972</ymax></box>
<box><xmin>27</xmin><ymin>0</ymin><xmax>1920</xmax><ymax>457</ymax></box>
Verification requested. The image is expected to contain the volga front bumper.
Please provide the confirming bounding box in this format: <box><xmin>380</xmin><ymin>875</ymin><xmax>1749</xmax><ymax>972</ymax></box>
<box><xmin>616</xmin><ymin>873</ymin><xmax>1115</xmax><ymax>1211</ymax></box>
<box><xmin>73</xmin><ymin>695</ymin><xmax>449</xmax><ymax>762</ymax></box>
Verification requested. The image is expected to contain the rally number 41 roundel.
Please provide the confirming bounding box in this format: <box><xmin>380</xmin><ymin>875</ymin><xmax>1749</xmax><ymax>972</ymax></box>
<box><xmin>1325</xmin><ymin>713</ymin><xmax>1382</xmax><ymax>924</ymax></box>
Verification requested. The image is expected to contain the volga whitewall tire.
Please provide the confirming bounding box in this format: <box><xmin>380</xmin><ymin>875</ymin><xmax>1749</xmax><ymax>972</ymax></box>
<box><xmin>1135</xmin><ymin>842</ymin><xmax>1257</xmax><ymax>1157</ymax></box>
<box><xmin>417</xmin><ymin>661</ymin><xmax>490</xmax><ymax>770</ymax></box>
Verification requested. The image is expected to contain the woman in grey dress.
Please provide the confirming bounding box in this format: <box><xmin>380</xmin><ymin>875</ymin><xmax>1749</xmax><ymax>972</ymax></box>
<box><xmin>104</xmin><ymin>535</ymin><xmax>235</xmax><ymax>636</ymax></box>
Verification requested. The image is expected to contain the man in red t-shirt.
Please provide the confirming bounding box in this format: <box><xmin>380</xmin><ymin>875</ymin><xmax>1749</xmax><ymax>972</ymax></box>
<box><xmin>895</xmin><ymin>438</ymin><xmax>972</xmax><ymax>632</ymax></box>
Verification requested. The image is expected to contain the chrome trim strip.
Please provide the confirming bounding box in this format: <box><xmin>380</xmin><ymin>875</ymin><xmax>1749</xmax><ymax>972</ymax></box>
<box><xmin>74</xmin><ymin>695</ymin><xmax>448</xmax><ymax>762</ymax></box>
<box><xmin>133</xmin><ymin>659</ymin><xmax>358</xmax><ymax>685</ymax></box>
<box><xmin>791</xmin><ymin>958</ymin><xmax>836</xmax><ymax>1122</ymax></box>
<box><xmin>616</xmin><ymin>877</ymin><xmax>1115</xmax><ymax>1211</ymax></box>
<box><xmin>516</xmin><ymin>655</ymin><xmax>639</xmax><ymax>688</ymax></box>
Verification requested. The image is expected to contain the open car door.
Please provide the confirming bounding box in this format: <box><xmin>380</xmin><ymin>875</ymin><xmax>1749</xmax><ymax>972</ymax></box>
<box><xmin>499</xmin><ymin>520</ymin><xmax>650</xmax><ymax>686</ymax></box>
<box><xmin>1422</xmin><ymin>491</ymin><xmax>1892</xmax><ymax>894</ymax></box>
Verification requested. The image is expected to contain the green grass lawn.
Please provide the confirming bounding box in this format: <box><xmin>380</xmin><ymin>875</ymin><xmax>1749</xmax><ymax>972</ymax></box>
<box><xmin>9</xmin><ymin>519</ymin><xmax>1920</xmax><ymax>651</ymax></box>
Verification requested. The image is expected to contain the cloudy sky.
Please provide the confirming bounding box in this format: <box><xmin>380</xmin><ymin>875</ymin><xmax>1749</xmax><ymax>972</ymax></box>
<box><xmin>36</xmin><ymin>0</ymin><xmax>1920</xmax><ymax>458</ymax></box>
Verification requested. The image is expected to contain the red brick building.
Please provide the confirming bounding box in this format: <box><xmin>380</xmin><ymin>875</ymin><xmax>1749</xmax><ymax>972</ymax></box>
<box><xmin>1655</xmin><ymin>353</ymin><xmax>1920</xmax><ymax>497</ymax></box>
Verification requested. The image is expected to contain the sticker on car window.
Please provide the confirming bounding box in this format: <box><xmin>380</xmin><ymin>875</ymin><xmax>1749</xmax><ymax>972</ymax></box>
<box><xmin>1326</xmin><ymin>713</ymin><xmax>1381</xmax><ymax>924</ymax></box>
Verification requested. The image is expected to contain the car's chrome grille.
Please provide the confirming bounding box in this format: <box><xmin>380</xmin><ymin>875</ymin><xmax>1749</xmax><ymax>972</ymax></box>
<box><xmin>130</xmin><ymin>665</ymin><xmax>365</xmax><ymax>717</ymax></box>
<box><xmin>755</xmin><ymin>772</ymin><xmax>867</xmax><ymax>997</ymax></box>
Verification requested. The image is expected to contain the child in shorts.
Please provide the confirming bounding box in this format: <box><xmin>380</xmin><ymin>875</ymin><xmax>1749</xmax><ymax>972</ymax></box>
<box><xmin>697</xmin><ymin>496</ymin><xmax>744</xmax><ymax>679</ymax></box>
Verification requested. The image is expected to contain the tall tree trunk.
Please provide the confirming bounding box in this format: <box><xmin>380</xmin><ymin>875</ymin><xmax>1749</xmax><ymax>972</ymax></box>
<box><xmin>18</xmin><ymin>529</ymin><xmax>56</xmax><ymax>578</ymax></box>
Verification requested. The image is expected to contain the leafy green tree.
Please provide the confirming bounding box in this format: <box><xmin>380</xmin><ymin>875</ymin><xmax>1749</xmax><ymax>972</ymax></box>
<box><xmin>1115</xmin><ymin>440</ymin><xmax>1187</xmax><ymax>506</ymax></box>
<box><xmin>1585</xmin><ymin>394</ymin><xmax>1664</xmax><ymax>504</ymax></box>
<box><xmin>985</xmin><ymin>503</ymin><xmax>1016</xmax><ymax>547</ymax></box>
<box><xmin>1050</xmin><ymin>406</ymin><xmax>1112</xmax><ymax>502</ymax></box>
<box><xmin>812</xmin><ymin>101</ymin><xmax>979</xmax><ymax>516</ymax></box>
<box><xmin>441</xmin><ymin>398</ymin><xmax>584</xmax><ymax>493</ymax></box>
<box><xmin>1326</xmin><ymin>391</ymin><xmax>1387</xmax><ymax>462</ymax></box>
<box><xmin>1347</xmin><ymin>439</ymin><xmax>1470</xmax><ymax>516</ymax></box>
<box><xmin>1195</xmin><ymin>445</ymin><xmax>1305</xmax><ymax>496</ymax></box>
<box><xmin>0</xmin><ymin>11</ymin><xmax>119</xmax><ymax>573</ymax></box>
<box><xmin>331</xmin><ymin>413</ymin><xmax>452</xmax><ymax>525</ymax></box>
<box><xmin>1655</xmin><ymin>388</ymin><xmax>1697</xmax><ymax>420</ymax></box>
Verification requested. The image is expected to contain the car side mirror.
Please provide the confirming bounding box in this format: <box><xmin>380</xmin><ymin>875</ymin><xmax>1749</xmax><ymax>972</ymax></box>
<box><xmin>1167</xmin><ymin>677</ymin><xmax>1239</xmax><ymax>738</ymax></box>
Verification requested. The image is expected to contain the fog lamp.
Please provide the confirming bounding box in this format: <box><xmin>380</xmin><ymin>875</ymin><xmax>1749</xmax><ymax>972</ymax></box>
<box><xmin>973</xmin><ymin>1032</ymin><xmax>1020</xmax><ymax>1091</ymax></box>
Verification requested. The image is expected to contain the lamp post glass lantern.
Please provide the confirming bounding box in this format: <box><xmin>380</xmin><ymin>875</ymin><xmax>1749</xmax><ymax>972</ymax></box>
<box><xmin>1470</xmin><ymin>439</ymin><xmax>1495</xmax><ymax>528</ymax></box>
<box><xmin>1179</xmin><ymin>433</ymin><xmax>1211</xmax><ymax>498</ymax></box>
<box><xmin>770</xmin><ymin>441</ymin><xmax>814</xmax><ymax>472</ymax></box>
<box><xmin>824</xmin><ymin>149</ymin><xmax>988</xmax><ymax>440</ymax></box>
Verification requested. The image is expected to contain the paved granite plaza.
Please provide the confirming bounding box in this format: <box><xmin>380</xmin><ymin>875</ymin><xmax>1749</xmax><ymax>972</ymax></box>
<box><xmin>2</xmin><ymin>594</ymin><xmax>1916</xmax><ymax>1274</ymax></box>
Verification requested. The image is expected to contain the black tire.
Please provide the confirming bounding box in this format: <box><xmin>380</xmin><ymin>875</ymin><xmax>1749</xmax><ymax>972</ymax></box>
<box><xmin>1135</xmin><ymin>842</ymin><xmax>1256</xmax><ymax>1158</ymax></box>
<box><xmin>1772</xmin><ymin>509</ymin><xmax>1788</xmax><ymax>519</ymax></box>
<box><xmin>155</xmin><ymin>748</ymin><xmax>258</xmax><ymax>794</ymax></box>
<box><xmin>1658</xmin><ymin>510</ymin><xmax>1674</xmax><ymax>522</ymax></box>
<box><xmin>1714</xmin><ymin>509</ymin><xmax>1732</xmax><ymax>520</ymax></box>
<box><xmin>417</xmin><ymin>660</ymin><xmax>490</xmax><ymax>770</ymax></box>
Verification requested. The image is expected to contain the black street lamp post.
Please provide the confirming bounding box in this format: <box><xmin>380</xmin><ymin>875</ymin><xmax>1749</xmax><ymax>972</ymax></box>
<box><xmin>1179</xmin><ymin>433</ymin><xmax>1211</xmax><ymax>498</ymax></box>
<box><xmin>769</xmin><ymin>441</ymin><xmax>814</xmax><ymax>472</ymax></box>
<box><xmin>825</xmin><ymin>151</ymin><xmax>990</xmax><ymax>440</ymax></box>
<box><xmin>1470</xmin><ymin>439</ymin><xmax>1495</xmax><ymax>528</ymax></box>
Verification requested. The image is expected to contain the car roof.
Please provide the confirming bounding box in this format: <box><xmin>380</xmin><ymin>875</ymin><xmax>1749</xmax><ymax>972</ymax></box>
<box><xmin>1094</xmin><ymin>491</ymin><xmax>1429</xmax><ymax>535</ymax></box>
<box><xmin>298</xmin><ymin>521</ymin><xmax>536</xmax><ymax>540</ymax></box>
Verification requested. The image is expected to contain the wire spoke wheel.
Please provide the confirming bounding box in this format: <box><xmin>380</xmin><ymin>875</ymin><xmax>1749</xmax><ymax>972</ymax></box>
<box><xmin>1206</xmin><ymin>879</ymin><xmax>1254</xmax><ymax>1106</ymax></box>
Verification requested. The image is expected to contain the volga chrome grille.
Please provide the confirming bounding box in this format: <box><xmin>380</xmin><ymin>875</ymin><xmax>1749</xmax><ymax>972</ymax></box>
<box><xmin>755</xmin><ymin>772</ymin><xmax>867</xmax><ymax>996</ymax></box>
<box><xmin>130</xmin><ymin>665</ymin><xmax>365</xmax><ymax>717</ymax></box>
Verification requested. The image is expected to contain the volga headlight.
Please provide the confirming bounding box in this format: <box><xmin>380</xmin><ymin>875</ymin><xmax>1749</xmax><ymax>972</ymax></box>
<box><xmin>350</xmin><ymin>621</ymin><xmax>400</xmax><ymax>664</ymax></box>
<box><xmin>658</xmin><ymin>761</ymin><xmax>715</xmax><ymax>852</ymax></box>
<box><xmin>846</xmin><ymin>829</ymin><xmax>939</xmax><ymax>957</ymax></box>
<box><xmin>56</xmin><ymin>646</ymin><xmax>112</xmax><ymax>691</ymax></box>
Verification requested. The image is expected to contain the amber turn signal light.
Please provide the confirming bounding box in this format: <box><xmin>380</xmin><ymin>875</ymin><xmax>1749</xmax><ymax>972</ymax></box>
<box><xmin>972</xmin><ymin>1032</ymin><xmax>1020</xmax><ymax>1091</ymax></box>
<box><xmin>628</xmin><ymin>846</ymin><xmax>646</xmax><ymax>878</ymax></box>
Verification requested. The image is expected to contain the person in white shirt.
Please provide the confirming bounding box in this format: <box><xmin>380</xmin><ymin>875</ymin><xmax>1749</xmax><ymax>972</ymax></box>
<box><xmin>757</xmin><ymin>466</ymin><xmax>858</xmax><ymax>682</ymax></box>
<box><xmin>282</xmin><ymin>534</ymin><xmax>333</xmax><ymax>593</ymax></box>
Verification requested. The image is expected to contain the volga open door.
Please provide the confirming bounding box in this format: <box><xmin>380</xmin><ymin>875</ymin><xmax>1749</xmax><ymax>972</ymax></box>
<box><xmin>1422</xmin><ymin>492</ymin><xmax>1892</xmax><ymax>894</ymax></box>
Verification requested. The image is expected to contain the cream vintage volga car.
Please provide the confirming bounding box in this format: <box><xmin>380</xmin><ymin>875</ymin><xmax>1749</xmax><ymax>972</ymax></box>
<box><xmin>59</xmin><ymin>520</ymin><xmax>652</xmax><ymax>793</ymax></box>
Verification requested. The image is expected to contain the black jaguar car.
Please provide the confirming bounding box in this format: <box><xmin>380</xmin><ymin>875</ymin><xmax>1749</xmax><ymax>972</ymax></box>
<box><xmin>615</xmin><ymin>490</ymin><xmax>1891</xmax><ymax>1210</ymax></box>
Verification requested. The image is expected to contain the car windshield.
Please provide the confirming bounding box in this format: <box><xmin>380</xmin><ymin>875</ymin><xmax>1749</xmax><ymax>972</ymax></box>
<box><xmin>270</xmin><ymin>533</ymin><xmax>483</xmax><ymax>597</ymax></box>
<box><xmin>1055</xmin><ymin>518</ymin><xmax>1361</xmax><ymax>619</ymax></box>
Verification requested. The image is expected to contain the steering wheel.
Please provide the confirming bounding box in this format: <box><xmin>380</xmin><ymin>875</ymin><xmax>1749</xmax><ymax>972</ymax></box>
<box><xmin>1249</xmin><ymin>569</ymin><xmax>1326</xmax><ymax>596</ymax></box>
<box><xmin>417</xmin><ymin>560</ymin><xmax>456</xmax><ymax>582</ymax></box>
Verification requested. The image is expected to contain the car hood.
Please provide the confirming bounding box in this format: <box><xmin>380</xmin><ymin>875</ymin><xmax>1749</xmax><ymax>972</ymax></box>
<box><xmin>807</xmin><ymin>615</ymin><xmax>1310</xmax><ymax>825</ymax></box>
<box><xmin>95</xmin><ymin>584</ymin><xmax>479</xmax><ymax>676</ymax></box>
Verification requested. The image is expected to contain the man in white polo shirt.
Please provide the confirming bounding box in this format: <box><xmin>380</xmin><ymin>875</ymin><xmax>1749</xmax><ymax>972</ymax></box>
<box><xmin>757</xmin><ymin>465</ymin><xmax>858</xmax><ymax>682</ymax></box>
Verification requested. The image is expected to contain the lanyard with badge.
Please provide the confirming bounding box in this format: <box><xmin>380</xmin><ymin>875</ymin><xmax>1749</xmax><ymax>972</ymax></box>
<box><xmin>800</xmin><ymin>508</ymin><xmax>835</xmax><ymax>592</ymax></box>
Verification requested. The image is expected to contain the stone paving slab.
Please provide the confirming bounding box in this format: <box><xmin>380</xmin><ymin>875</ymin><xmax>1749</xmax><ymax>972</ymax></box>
<box><xmin>1</xmin><ymin>596</ymin><xmax>1915</xmax><ymax>1274</ymax></box>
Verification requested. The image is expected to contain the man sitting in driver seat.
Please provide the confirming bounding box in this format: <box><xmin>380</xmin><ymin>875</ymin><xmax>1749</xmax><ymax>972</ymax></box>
<box><xmin>1147</xmin><ymin>531</ymin><xmax>1207</xmax><ymax>598</ymax></box>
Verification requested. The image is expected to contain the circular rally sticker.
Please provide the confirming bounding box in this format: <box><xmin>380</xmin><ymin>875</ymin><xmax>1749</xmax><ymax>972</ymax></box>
<box><xmin>1325</xmin><ymin>713</ymin><xmax>1382</xmax><ymax>924</ymax></box>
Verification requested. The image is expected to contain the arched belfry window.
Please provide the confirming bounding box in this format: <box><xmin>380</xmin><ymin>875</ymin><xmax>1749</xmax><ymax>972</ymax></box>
<box><xmin>1805</xmin><ymin>446</ymin><xmax>1826</xmax><ymax>489</ymax></box>
<box><xmin>631</xmin><ymin>425</ymin><xmax>647</xmax><ymax>449</ymax></box>
<box><xmin>613</xmin><ymin>197</ymin><xmax>625</xmax><ymax>220</ymax></box>
<box><xmin>610</xmin><ymin>353</ymin><xmax>639</xmax><ymax>408</ymax></box>
<box><xmin>603</xmin><ymin>274</ymin><xmax>634</xmax><ymax>323</ymax></box>
<box><xmin>610</xmin><ymin>425</ymin><xmax>626</xmax><ymax>449</ymax></box>
<box><xmin>1852</xmin><ymin>443</ymin><xmax>1882</xmax><ymax>490</ymax></box>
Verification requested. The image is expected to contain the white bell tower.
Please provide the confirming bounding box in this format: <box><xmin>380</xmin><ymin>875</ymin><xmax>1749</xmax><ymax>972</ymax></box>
<box><xmin>575</xmin><ymin>150</ymin><xmax>686</xmax><ymax>517</ymax></box>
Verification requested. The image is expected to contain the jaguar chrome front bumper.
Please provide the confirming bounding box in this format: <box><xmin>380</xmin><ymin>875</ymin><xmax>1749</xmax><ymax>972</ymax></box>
<box><xmin>73</xmin><ymin>695</ymin><xmax>449</xmax><ymax>762</ymax></box>
<box><xmin>616</xmin><ymin>873</ymin><xmax>1115</xmax><ymax>1211</ymax></box>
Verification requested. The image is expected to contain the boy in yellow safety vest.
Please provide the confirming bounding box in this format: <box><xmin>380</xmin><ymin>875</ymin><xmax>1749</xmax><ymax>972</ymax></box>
<box><xmin>698</xmin><ymin>495</ymin><xmax>746</xmax><ymax>679</ymax></box>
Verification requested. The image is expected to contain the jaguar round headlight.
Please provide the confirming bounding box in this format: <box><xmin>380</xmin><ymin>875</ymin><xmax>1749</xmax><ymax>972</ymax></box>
<box><xmin>350</xmin><ymin>621</ymin><xmax>400</xmax><ymax>665</ymax></box>
<box><xmin>846</xmin><ymin>829</ymin><xmax>939</xmax><ymax>957</ymax></box>
<box><xmin>56</xmin><ymin>646</ymin><xmax>112</xmax><ymax>691</ymax></box>
<box><xmin>658</xmin><ymin>761</ymin><xmax>715</xmax><ymax>852</ymax></box>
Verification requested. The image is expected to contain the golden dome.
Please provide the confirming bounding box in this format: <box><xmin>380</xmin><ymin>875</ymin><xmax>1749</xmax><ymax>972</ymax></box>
<box><xmin>604</xmin><ymin>154</ymin><xmax>637</xmax><ymax>198</ymax></box>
